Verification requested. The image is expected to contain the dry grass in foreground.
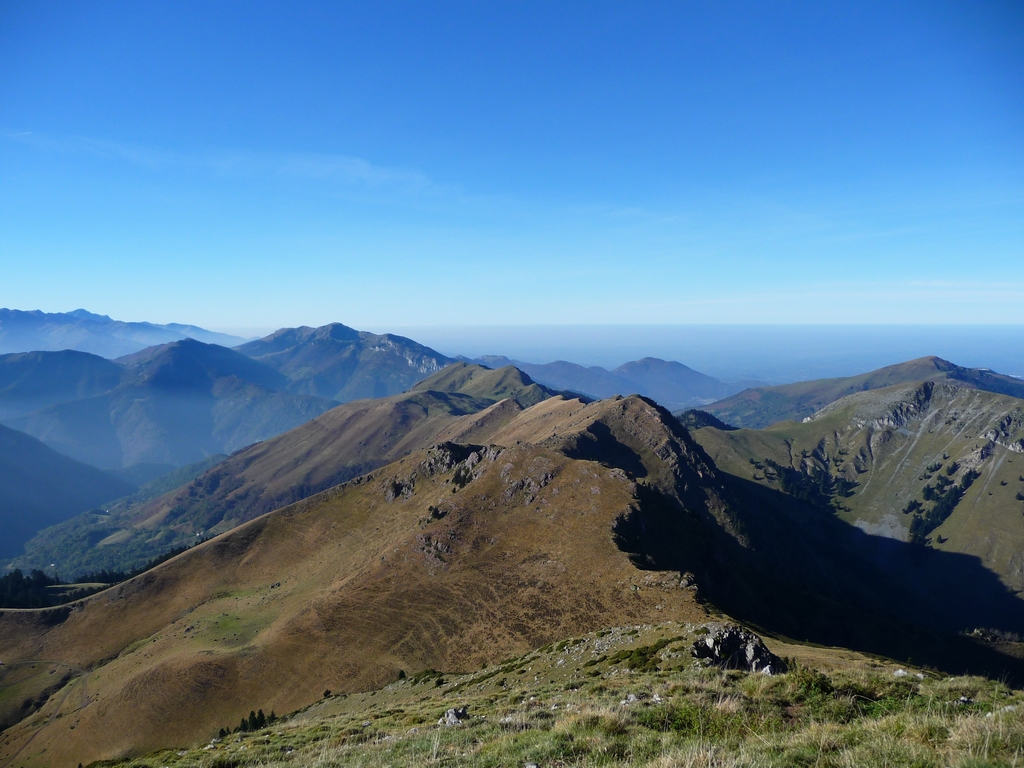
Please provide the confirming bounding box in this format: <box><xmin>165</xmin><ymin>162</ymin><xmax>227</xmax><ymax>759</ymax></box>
<box><xmin>96</xmin><ymin>622</ymin><xmax>1024</xmax><ymax>768</ymax></box>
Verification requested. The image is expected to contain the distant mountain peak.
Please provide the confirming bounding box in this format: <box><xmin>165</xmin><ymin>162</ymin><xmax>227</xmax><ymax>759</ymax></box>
<box><xmin>67</xmin><ymin>308</ymin><xmax>113</xmax><ymax>321</ymax></box>
<box><xmin>0</xmin><ymin>307</ymin><xmax>249</xmax><ymax>358</ymax></box>
<box><xmin>237</xmin><ymin>321</ymin><xmax>453</xmax><ymax>402</ymax></box>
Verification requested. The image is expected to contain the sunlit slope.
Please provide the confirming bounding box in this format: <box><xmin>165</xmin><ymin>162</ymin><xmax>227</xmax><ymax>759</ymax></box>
<box><xmin>694</xmin><ymin>380</ymin><xmax>1024</xmax><ymax>590</ymax></box>
<box><xmin>704</xmin><ymin>356</ymin><xmax>1024</xmax><ymax>429</ymax></box>
<box><xmin>5</xmin><ymin>391</ymin><xmax>1024</xmax><ymax>766</ymax></box>
<box><xmin>411</xmin><ymin>361</ymin><xmax>554</xmax><ymax>407</ymax></box>
<box><xmin>99</xmin><ymin>623</ymin><xmax>1024</xmax><ymax>768</ymax></box>
<box><xmin>128</xmin><ymin>363</ymin><xmax>554</xmax><ymax>538</ymax></box>
<box><xmin>0</xmin><ymin>439</ymin><xmax>702</xmax><ymax>767</ymax></box>
<box><xmin>10</xmin><ymin>365</ymin><xmax>554</xmax><ymax>575</ymax></box>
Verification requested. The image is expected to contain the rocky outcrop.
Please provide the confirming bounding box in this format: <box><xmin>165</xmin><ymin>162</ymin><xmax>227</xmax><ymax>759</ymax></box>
<box><xmin>691</xmin><ymin>623</ymin><xmax>787</xmax><ymax>675</ymax></box>
<box><xmin>438</xmin><ymin>706</ymin><xmax>469</xmax><ymax>726</ymax></box>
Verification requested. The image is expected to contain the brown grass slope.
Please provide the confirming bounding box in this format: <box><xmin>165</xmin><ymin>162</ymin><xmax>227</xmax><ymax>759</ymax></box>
<box><xmin>4</xmin><ymin>392</ymin><xmax>1024</xmax><ymax>766</ymax></box>
<box><xmin>12</xmin><ymin>364</ymin><xmax>554</xmax><ymax>578</ymax></box>
<box><xmin>0</xmin><ymin>396</ymin><xmax>713</xmax><ymax>767</ymax></box>
<box><xmin>704</xmin><ymin>356</ymin><xmax>1024</xmax><ymax>429</ymax></box>
<box><xmin>694</xmin><ymin>379</ymin><xmax>1024</xmax><ymax>593</ymax></box>
<box><xmin>410</xmin><ymin>361</ymin><xmax>555</xmax><ymax>407</ymax></box>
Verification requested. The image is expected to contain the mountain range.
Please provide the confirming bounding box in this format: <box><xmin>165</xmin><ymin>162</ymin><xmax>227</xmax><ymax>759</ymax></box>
<box><xmin>693</xmin><ymin>377</ymin><xmax>1024</xmax><ymax>595</ymax></box>
<box><xmin>4</xmin><ymin>339</ymin><xmax>337</xmax><ymax>471</ymax></box>
<box><xmin>702</xmin><ymin>355</ymin><xmax>1024</xmax><ymax>429</ymax></box>
<box><xmin>0</xmin><ymin>308</ymin><xmax>249</xmax><ymax>358</ymax></box>
<box><xmin>469</xmin><ymin>354</ymin><xmax>760</xmax><ymax>411</ymax></box>
<box><xmin>0</xmin><ymin>318</ymin><xmax>761</xmax><ymax>481</ymax></box>
<box><xmin>4</xmin><ymin>373</ymin><xmax>1024</xmax><ymax>766</ymax></box>
<box><xmin>8</xmin><ymin>363</ymin><xmax>558</xmax><ymax>575</ymax></box>
<box><xmin>7</xmin><ymin>310</ymin><xmax>1024</xmax><ymax>765</ymax></box>
<box><xmin>0</xmin><ymin>324</ymin><xmax>464</xmax><ymax>473</ymax></box>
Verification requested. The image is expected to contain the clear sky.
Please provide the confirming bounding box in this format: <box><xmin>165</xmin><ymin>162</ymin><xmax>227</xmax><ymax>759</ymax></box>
<box><xmin>1</xmin><ymin>1</ymin><xmax>1022</xmax><ymax>333</ymax></box>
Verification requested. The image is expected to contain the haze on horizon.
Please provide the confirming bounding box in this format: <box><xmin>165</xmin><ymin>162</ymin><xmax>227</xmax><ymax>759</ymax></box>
<box><xmin>1</xmin><ymin>1</ymin><xmax>1022</xmax><ymax>331</ymax></box>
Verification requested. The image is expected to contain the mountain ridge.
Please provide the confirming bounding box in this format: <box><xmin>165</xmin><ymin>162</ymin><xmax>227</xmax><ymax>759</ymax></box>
<box><xmin>693</xmin><ymin>377</ymin><xmax>1024</xmax><ymax>594</ymax></box>
<box><xmin>6</xmin><ymin>364</ymin><xmax>558</xmax><ymax>575</ymax></box>
<box><xmin>3</xmin><ymin>387</ymin><xmax>1024</xmax><ymax>765</ymax></box>
<box><xmin>0</xmin><ymin>308</ymin><xmax>248</xmax><ymax>358</ymax></box>
<box><xmin>236</xmin><ymin>322</ymin><xmax>454</xmax><ymax>402</ymax></box>
<box><xmin>0</xmin><ymin>349</ymin><xmax>123</xmax><ymax>420</ymax></box>
<box><xmin>467</xmin><ymin>354</ymin><xmax>757</xmax><ymax>411</ymax></box>
<box><xmin>5</xmin><ymin>339</ymin><xmax>337</xmax><ymax>470</ymax></box>
<box><xmin>703</xmin><ymin>355</ymin><xmax>1024</xmax><ymax>429</ymax></box>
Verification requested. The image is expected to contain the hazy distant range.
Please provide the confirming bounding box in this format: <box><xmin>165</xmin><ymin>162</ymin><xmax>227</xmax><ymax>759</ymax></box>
<box><xmin>382</xmin><ymin>325</ymin><xmax>1024</xmax><ymax>385</ymax></box>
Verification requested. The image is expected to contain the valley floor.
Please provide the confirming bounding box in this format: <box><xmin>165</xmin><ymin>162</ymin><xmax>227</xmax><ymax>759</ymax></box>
<box><xmin>94</xmin><ymin>622</ymin><xmax>1024</xmax><ymax>768</ymax></box>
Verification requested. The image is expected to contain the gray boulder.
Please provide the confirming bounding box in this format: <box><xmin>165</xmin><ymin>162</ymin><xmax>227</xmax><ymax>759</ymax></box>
<box><xmin>439</xmin><ymin>706</ymin><xmax>469</xmax><ymax>726</ymax></box>
<box><xmin>691</xmin><ymin>623</ymin><xmax>787</xmax><ymax>675</ymax></box>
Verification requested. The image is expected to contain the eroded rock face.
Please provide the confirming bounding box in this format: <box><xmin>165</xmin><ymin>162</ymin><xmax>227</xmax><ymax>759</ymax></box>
<box><xmin>691</xmin><ymin>623</ymin><xmax>787</xmax><ymax>675</ymax></box>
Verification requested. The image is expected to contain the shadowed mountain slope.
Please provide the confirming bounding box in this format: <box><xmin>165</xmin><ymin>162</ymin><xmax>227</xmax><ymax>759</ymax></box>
<box><xmin>6</xmin><ymin>339</ymin><xmax>336</xmax><ymax>470</ymax></box>
<box><xmin>8</xmin><ymin>365</ymin><xmax>555</xmax><ymax>576</ymax></box>
<box><xmin>0</xmin><ymin>424</ymin><xmax>135</xmax><ymax>559</ymax></box>
<box><xmin>236</xmin><ymin>322</ymin><xmax>453</xmax><ymax>402</ymax></box>
<box><xmin>115</xmin><ymin>337</ymin><xmax>289</xmax><ymax>390</ymax></box>
<box><xmin>0</xmin><ymin>350</ymin><xmax>123</xmax><ymax>421</ymax></box>
<box><xmin>4</xmin><ymin>392</ymin><xmax>1024</xmax><ymax>766</ymax></box>
<box><xmin>704</xmin><ymin>356</ymin><xmax>1024</xmax><ymax>429</ymax></box>
<box><xmin>694</xmin><ymin>379</ymin><xmax>1024</xmax><ymax>593</ymax></box>
<box><xmin>471</xmin><ymin>355</ymin><xmax>746</xmax><ymax>411</ymax></box>
<box><xmin>0</xmin><ymin>308</ymin><xmax>247</xmax><ymax>358</ymax></box>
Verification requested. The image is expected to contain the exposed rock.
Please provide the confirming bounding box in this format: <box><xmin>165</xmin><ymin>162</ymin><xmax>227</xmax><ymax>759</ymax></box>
<box><xmin>439</xmin><ymin>706</ymin><xmax>469</xmax><ymax>726</ymax></box>
<box><xmin>691</xmin><ymin>623</ymin><xmax>787</xmax><ymax>675</ymax></box>
<box><xmin>420</xmin><ymin>443</ymin><xmax>481</xmax><ymax>476</ymax></box>
<box><xmin>384</xmin><ymin>476</ymin><xmax>415</xmax><ymax>502</ymax></box>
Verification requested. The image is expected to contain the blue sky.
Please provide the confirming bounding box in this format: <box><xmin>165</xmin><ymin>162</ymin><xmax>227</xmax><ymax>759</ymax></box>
<box><xmin>1</xmin><ymin>1</ymin><xmax>1021</xmax><ymax>334</ymax></box>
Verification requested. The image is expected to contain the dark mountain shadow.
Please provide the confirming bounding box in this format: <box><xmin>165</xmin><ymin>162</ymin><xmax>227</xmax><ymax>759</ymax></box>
<box><xmin>615</xmin><ymin>473</ymin><xmax>1024</xmax><ymax>680</ymax></box>
<box><xmin>562</xmin><ymin>420</ymin><xmax>651</xmax><ymax>480</ymax></box>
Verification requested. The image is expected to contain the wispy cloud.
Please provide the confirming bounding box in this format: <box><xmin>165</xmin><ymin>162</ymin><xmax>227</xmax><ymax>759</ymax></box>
<box><xmin>3</xmin><ymin>130</ymin><xmax>444</xmax><ymax>195</ymax></box>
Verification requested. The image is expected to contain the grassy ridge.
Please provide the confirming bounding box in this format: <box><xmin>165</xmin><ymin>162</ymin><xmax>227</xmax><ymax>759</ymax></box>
<box><xmin>703</xmin><ymin>356</ymin><xmax>1024</xmax><ymax>429</ymax></box>
<box><xmin>7</xmin><ymin>365</ymin><xmax>550</xmax><ymax>577</ymax></box>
